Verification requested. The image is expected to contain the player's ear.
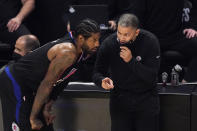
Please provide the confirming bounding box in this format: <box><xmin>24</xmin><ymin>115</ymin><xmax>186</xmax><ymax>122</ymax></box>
<box><xmin>77</xmin><ymin>35</ymin><xmax>85</xmax><ymax>46</ymax></box>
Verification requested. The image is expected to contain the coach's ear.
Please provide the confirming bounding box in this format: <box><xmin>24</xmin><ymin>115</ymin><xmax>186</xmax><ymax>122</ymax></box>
<box><xmin>135</xmin><ymin>29</ymin><xmax>140</xmax><ymax>37</ymax></box>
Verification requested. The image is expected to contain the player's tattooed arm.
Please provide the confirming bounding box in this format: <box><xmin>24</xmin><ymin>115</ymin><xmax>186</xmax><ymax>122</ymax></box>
<box><xmin>30</xmin><ymin>44</ymin><xmax>76</xmax><ymax>130</ymax></box>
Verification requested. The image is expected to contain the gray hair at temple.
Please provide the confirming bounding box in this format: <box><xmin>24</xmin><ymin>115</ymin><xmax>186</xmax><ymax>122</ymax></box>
<box><xmin>118</xmin><ymin>13</ymin><xmax>139</xmax><ymax>29</ymax></box>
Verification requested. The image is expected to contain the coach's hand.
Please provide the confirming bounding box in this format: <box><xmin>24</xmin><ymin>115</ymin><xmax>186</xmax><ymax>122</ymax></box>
<box><xmin>30</xmin><ymin>118</ymin><xmax>43</xmax><ymax>130</ymax></box>
<box><xmin>120</xmin><ymin>46</ymin><xmax>132</xmax><ymax>63</ymax></box>
<box><xmin>43</xmin><ymin>100</ymin><xmax>55</xmax><ymax>125</ymax></box>
<box><xmin>102</xmin><ymin>77</ymin><xmax>114</xmax><ymax>90</ymax></box>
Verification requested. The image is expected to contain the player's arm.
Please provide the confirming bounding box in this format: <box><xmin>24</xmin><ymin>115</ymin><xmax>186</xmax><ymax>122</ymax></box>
<box><xmin>30</xmin><ymin>43</ymin><xmax>76</xmax><ymax>130</ymax></box>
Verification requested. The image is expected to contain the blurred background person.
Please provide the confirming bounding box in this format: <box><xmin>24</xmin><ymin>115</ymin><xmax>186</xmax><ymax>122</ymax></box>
<box><xmin>0</xmin><ymin>34</ymin><xmax>40</xmax><ymax>73</ymax></box>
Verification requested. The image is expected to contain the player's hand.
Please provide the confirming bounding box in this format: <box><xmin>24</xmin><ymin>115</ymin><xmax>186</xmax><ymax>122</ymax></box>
<box><xmin>183</xmin><ymin>28</ymin><xmax>197</xmax><ymax>39</ymax></box>
<box><xmin>102</xmin><ymin>77</ymin><xmax>114</xmax><ymax>90</ymax></box>
<box><xmin>30</xmin><ymin>117</ymin><xmax>43</xmax><ymax>130</ymax></box>
<box><xmin>7</xmin><ymin>17</ymin><xmax>22</xmax><ymax>32</ymax></box>
<box><xmin>120</xmin><ymin>46</ymin><xmax>132</xmax><ymax>63</ymax></box>
<box><xmin>43</xmin><ymin>100</ymin><xmax>55</xmax><ymax>125</ymax></box>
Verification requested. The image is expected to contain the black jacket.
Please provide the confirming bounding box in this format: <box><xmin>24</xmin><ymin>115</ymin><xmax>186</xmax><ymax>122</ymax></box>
<box><xmin>93</xmin><ymin>29</ymin><xmax>160</xmax><ymax>94</ymax></box>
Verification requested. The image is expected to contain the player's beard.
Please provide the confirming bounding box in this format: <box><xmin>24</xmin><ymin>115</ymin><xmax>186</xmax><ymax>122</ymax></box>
<box><xmin>82</xmin><ymin>42</ymin><xmax>97</xmax><ymax>55</ymax></box>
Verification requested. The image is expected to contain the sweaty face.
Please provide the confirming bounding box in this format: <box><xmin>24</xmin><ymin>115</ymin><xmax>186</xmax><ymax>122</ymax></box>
<box><xmin>82</xmin><ymin>32</ymin><xmax>100</xmax><ymax>54</ymax></box>
<box><xmin>117</xmin><ymin>25</ymin><xmax>139</xmax><ymax>44</ymax></box>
